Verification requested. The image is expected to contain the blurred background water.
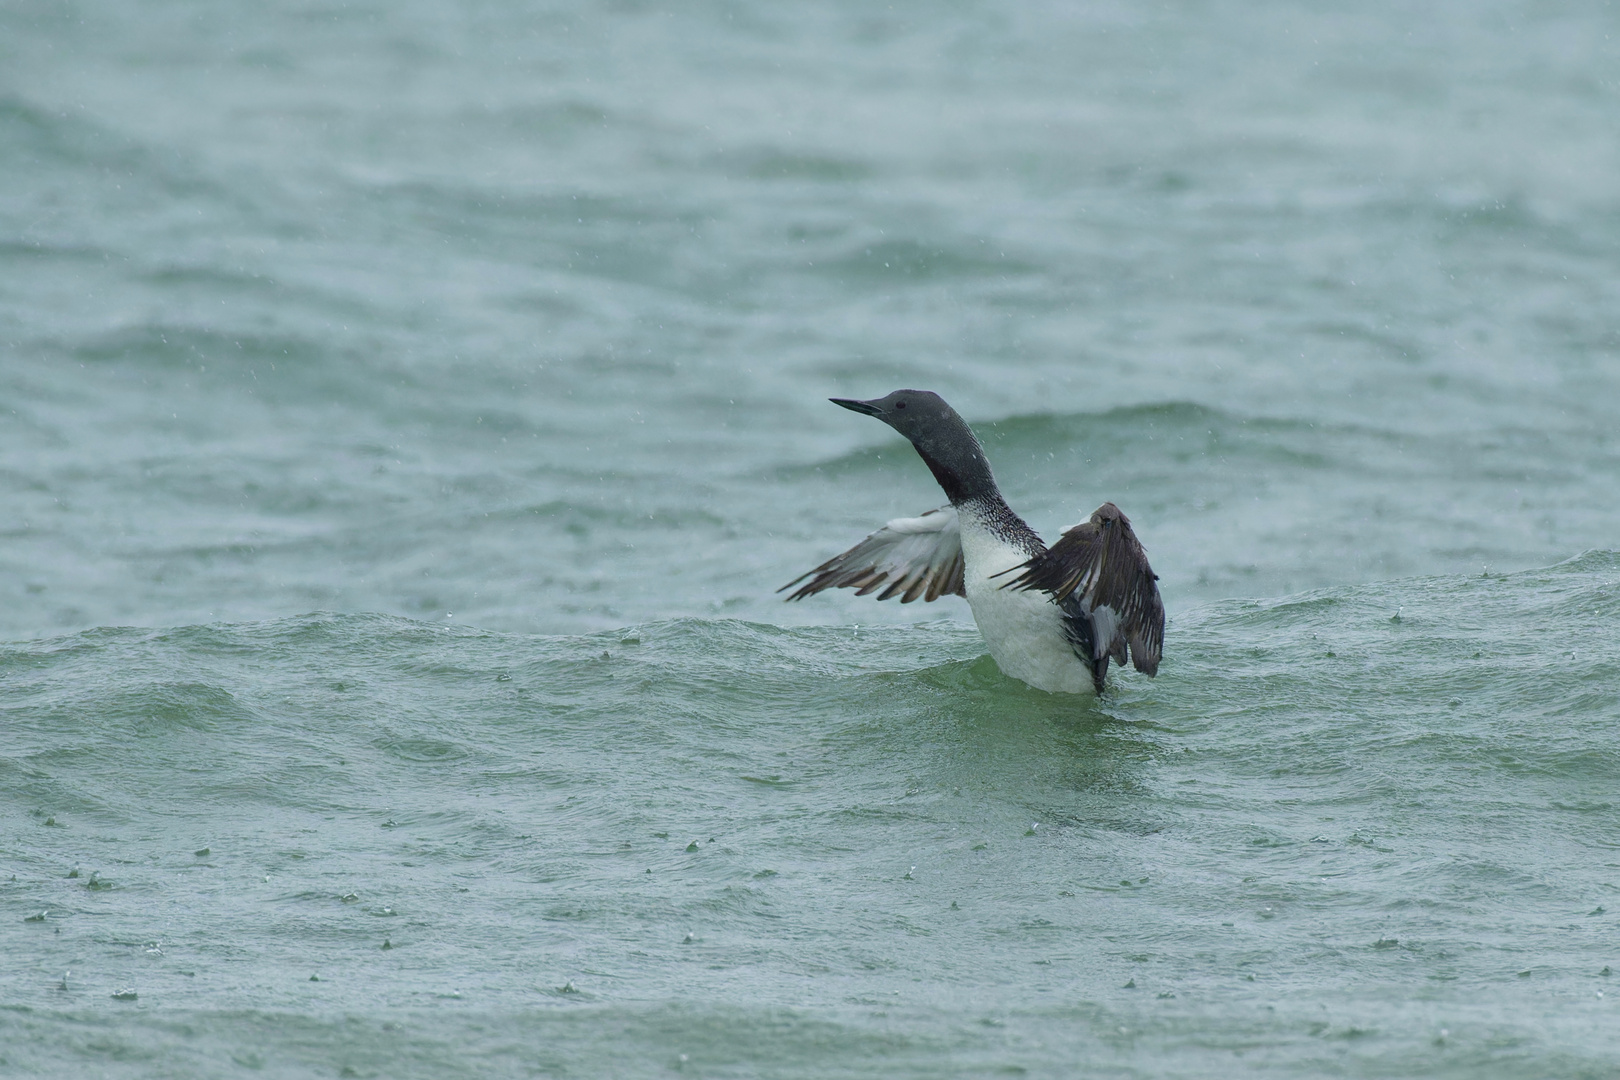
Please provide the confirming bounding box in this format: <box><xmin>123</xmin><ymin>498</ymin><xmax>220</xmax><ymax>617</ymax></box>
<box><xmin>2</xmin><ymin>1</ymin><xmax>1618</xmax><ymax>1077</ymax></box>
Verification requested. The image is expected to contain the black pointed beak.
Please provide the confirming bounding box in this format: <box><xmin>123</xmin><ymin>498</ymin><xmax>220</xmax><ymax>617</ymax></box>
<box><xmin>830</xmin><ymin>397</ymin><xmax>883</xmax><ymax>417</ymax></box>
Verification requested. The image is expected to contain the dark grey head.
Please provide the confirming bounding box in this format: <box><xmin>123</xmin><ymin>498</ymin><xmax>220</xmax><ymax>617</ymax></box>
<box><xmin>830</xmin><ymin>390</ymin><xmax>999</xmax><ymax>505</ymax></box>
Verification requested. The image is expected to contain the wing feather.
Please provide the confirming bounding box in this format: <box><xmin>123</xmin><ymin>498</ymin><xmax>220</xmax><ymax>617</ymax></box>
<box><xmin>998</xmin><ymin>502</ymin><xmax>1164</xmax><ymax>675</ymax></box>
<box><xmin>780</xmin><ymin>506</ymin><xmax>966</xmax><ymax>604</ymax></box>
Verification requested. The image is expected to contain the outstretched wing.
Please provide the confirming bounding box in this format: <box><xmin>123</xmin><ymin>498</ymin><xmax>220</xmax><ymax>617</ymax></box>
<box><xmin>780</xmin><ymin>506</ymin><xmax>965</xmax><ymax>604</ymax></box>
<box><xmin>997</xmin><ymin>502</ymin><xmax>1164</xmax><ymax>676</ymax></box>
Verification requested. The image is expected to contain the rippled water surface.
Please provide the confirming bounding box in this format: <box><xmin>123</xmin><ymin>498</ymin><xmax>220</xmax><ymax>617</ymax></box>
<box><xmin>3</xmin><ymin>1</ymin><xmax>1619</xmax><ymax>1076</ymax></box>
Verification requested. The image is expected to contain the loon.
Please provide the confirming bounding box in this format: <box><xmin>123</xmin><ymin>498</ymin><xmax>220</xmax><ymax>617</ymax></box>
<box><xmin>781</xmin><ymin>390</ymin><xmax>1164</xmax><ymax>695</ymax></box>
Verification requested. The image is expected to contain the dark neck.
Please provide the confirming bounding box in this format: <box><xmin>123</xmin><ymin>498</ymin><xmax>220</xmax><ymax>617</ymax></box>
<box><xmin>915</xmin><ymin>449</ymin><xmax>980</xmax><ymax>504</ymax></box>
<box><xmin>911</xmin><ymin>431</ymin><xmax>1000</xmax><ymax>507</ymax></box>
<box><xmin>914</xmin><ymin>440</ymin><xmax>1045</xmax><ymax>555</ymax></box>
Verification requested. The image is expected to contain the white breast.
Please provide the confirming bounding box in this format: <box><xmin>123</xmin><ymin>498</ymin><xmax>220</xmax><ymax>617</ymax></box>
<box><xmin>957</xmin><ymin>513</ymin><xmax>1095</xmax><ymax>695</ymax></box>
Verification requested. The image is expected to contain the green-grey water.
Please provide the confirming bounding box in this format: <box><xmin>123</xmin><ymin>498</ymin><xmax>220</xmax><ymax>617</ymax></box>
<box><xmin>3</xmin><ymin>2</ymin><xmax>1619</xmax><ymax>1077</ymax></box>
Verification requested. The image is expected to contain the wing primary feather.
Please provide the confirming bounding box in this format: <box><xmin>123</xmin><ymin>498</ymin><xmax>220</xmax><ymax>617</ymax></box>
<box><xmin>781</xmin><ymin>506</ymin><xmax>966</xmax><ymax>605</ymax></box>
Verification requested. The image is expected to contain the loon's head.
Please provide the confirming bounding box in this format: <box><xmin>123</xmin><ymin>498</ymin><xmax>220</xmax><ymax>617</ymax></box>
<box><xmin>830</xmin><ymin>390</ymin><xmax>997</xmax><ymax>504</ymax></box>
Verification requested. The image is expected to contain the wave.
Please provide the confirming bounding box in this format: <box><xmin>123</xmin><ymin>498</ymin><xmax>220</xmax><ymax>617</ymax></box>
<box><xmin>4</xmin><ymin>547</ymin><xmax>1615</xmax><ymax>734</ymax></box>
<box><xmin>785</xmin><ymin>401</ymin><xmax>1398</xmax><ymax>479</ymax></box>
<box><xmin>0</xmin><ymin>93</ymin><xmax>225</xmax><ymax>203</ymax></box>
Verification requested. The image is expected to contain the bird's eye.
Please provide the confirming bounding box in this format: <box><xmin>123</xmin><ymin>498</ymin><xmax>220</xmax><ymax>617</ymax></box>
<box><xmin>894</xmin><ymin>400</ymin><xmax>906</xmax><ymax>410</ymax></box>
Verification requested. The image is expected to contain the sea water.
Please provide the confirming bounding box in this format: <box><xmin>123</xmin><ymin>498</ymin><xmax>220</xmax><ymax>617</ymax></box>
<box><xmin>2</xmin><ymin>2</ymin><xmax>1618</xmax><ymax>1076</ymax></box>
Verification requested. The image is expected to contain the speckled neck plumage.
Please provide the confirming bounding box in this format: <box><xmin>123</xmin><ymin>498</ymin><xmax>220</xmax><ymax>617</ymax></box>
<box><xmin>958</xmin><ymin>494</ymin><xmax>1045</xmax><ymax>558</ymax></box>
